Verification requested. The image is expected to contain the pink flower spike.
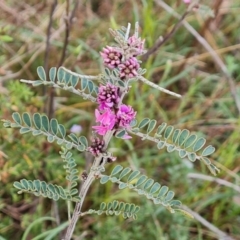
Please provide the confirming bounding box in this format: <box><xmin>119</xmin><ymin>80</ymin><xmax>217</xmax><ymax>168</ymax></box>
<box><xmin>117</xmin><ymin>104</ymin><xmax>136</xmax><ymax>128</ymax></box>
<box><xmin>92</xmin><ymin>109</ymin><xmax>117</xmax><ymax>135</ymax></box>
<box><xmin>128</xmin><ymin>35</ymin><xmax>145</xmax><ymax>56</ymax></box>
<box><xmin>97</xmin><ymin>83</ymin><xmax>120</xmax><ymax>110</ymax></box>
<box><xmin>100</xmin><ymin>46</ymin><xmax>122</xmax><ymax>69</ymax></box>
<box><xmin>118</xmin><ymin>57</ymin><xmax>140</xmax><ymax>80</ymax></box>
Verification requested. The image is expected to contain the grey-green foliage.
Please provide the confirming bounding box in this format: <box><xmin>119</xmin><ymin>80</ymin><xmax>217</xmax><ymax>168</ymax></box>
<box><xmin>60</xmin><ymin>147</ymin><xmax>79</xmax><ymax>197</ymax></box>
<box><xmin>21</xmin><ymin>66</ymin><xmax>98</xmax><ymax>102</ymax></box>
<box><xmin>130</xmin><ymin>118</ymin><xmax>219</xmax><ymax>175</ymax></box>
<box><xmin>87</xmin><ymin>200</ymin><xmax>140</xmax><ymax>220</ymax></box>
<box><xmin>13</xmin><ymin>179</ymin><xmax>81</xmax><ymax>202</ymax></box>
<box><xmin>100</xmin><ymin>165</ymin><xmax>184</xmax><ymax>214</ymax></box>
<box><xmin>2</xmin><ymin>112</ymin><xmax>88</xmax><ymax>152</ymax></box>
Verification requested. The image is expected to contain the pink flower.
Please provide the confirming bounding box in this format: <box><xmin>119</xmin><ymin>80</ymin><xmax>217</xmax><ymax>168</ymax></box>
<box><xmin>100</xmin><ymin>46</ymin><xmax>122</xmax><ymax>69</ymax></box>
<box><xmin>97</xmin><ymin>83</ymin><xmax>120</xmax><ymax>110</ymax></box>
<box><xmin>117</xmin><ymin>104</ymin><xmax>136</xmax><ymax>128</ymax></box>
<box><xmin>183</xmin><ymin>0</ymin><xmax>191</xmax><ymax>3</ymax></box>
<box><xmin>92</xmin><ymin>109</ymin><xmax>117</xmax><ymax>135</ymax></box>
<box><xmin>128</xmin><ymin>35</ymin><xmax>145</xmax><ymax>56</ymax></box>
<box><xmin>119</xmin><ymin>57</ymin><xmax>140</xmax><ymax>79</ymax></box>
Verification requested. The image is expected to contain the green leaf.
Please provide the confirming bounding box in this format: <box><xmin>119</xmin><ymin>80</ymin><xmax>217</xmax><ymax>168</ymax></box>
<box><xmin>33</xmin><ymin>113</ymin><xmax>42</xmax><ymax>129</ymax></box>
<box><xmin>81</xmin><ymin>78</ymin><xmax>88</xmax><ymax>90</ymax></box>
<box><xmin>188</xmin><ymin>152</ymin><xmax>196</xmax><ymax>162</ymax></box>
<box><xmin>88</xmin><ymin>80</ymin><xmax>94</xmax><ymax>93</ymax></box>
<box><xmin>79</xmin><ymin>136</ymin><xmax>88</xmax><ymax>148</ymax></box>
<box><xmin>100</xmin><ymin>175</ymin><xmax>109</xmax><ymax>184</ymax></box>
<box><xmin>13</xmin><ymin>181</ymin><xmax>23</xmax><ymax>190</ymax></box>
<box><xmin>147</xmin><ymin>120</ymin><xmax>157</xmax><ymax>134</ymax></box>
<box><xmin>157</xmin><ymin>141</ymin><xmax>165</xmax><ymax>149</ymax></box>
<box><xmin>71</xmin><ymin>75</ymin><xmax>79</xmax><ymax>88</ymax></box>
<box><xmin>47</xmin><ymin>135</ymin><xmax>55</xmax><ymax>143</ymax></box>
<box><xmin>77</xmin><ymin>145</ymin><xmax>84</xmax><ymax>151</ymax></box>
<box><xmin>135</xmin><ymin>175</ymin><xmax>147</xmax><ymax>187</ymax></box>
<box><xmin>201</xmin><ymin>145</ymin><xmax>215</xmax><ymax>156</ymax></box>
<box><xmin>68</xmin><ymin>133</ymin><xmax>78</xmax><ymax>143</ymax></box>
<box><xmin>115</xmin><ymin>129</ymin><xmax>126</xmax><ymax>138</ymax></box>
<box><xmin>32</xmin><ymin>130</ymin><xmax>41</xmax><ymax>136</ymax></box>
<box><xmin>111</xmin><ymin>165</ymin><xmax>123</xmax><ymax>176</ymax></box>
<box><xmin>20</xmin><ymin>179</ymin><xmax>29</xmax><ymax>190</ymax></box>
<box><xmin>64</xmin><ymin>72</ymin><xmax>71</xmax><ymax>85</ymax></box>
<box><xmin>164</xmin><ymin>126</ymin><xmax>174</xmax><ymax>139</ymax></box>
<box><xmin>143</xmin><ymin>179</ymin><xmax>154</xmax><ymax>190</ymax></box>
<box><xmin>119</xmin><ymin>182</ymin><xmax>128</xmax><ymax>189</ymax></box>
<box><xmin>20</xmin><ymin>127</ymin><xmax>31</xmax><ymax>134</ymax></box>
<box><xmin>184</xmin><ymin>134</ymin><xmax>197</xmax><ymax>148</ymax></box>
<box><xmin>201</xmin><ymin>157</ymin><xmax>211</xmax><ymax>165</ymax></box>
<box><xmin>57</xmin><ymin>67</ymin><xmax>65</xmax><ymax>82</ymax></box>
<box><xmin>33</xmin><ymin>180</ymin><xmax>41</xmax><ymax>192</ymax></box>
<box><xmin>70</xmin><ymin>189</ymin><xmax>78</xmax><ymax>196</ymax></box>
<box><xmin>164</xmin><ymin>191</ymin><xmax>175</xmax><ymax>202</ymax></box>
<box><xmin>170</xmin><ymin>200</ymin><xmax>182</xmax><ymax>207</ymax></box>
<box><xmin>157</xmin><ymin>123</ymin><xmax>167</xmax><ymax>135</ymax></box>
<box><xmin>178</xmin><ymin>129</ymin><xmax>189</xmax><ymax>146</ymax></box>
<box><xmin>37</xmin><ymin>66</ymin><xmax>46</xmax><ymax>81</ymax></box>
<box><xmin>193</xmin><ymin>137</ymin><xmax>206</xmax><ymax>152</ymax></box>
<box><xmin>179</xmin><ymin>149</ymin><xmax>187</xmax><ymax>158</ymax></box>
<box><xmin>50</xmin><ymin>119</ymin><xmax>58</xmax><ymax>135</ymax></box>
<box><xmin>41</xmin><ymin>115</ymin><xmax>49</xmax><ymax>132</ymax></box>
<box><xmin>172</xmin><ymin>129</ymin><xmax>180</xmax><ymax>143</ymax></box>
<box><xmin>157</xmin><ymin>186</ymin><xmax>169</xmax><ymax>198</ymax></box>
<box><xmin>58</xmin><ymin>124</ymin><xmax>66</xmax><ymax>138</ymax></box>
<box><xmin>138</xmin><ymin>118</ymin><xmax>150</xmax><ymax>128</ymax></box>
<box><xmin>150</xmin><ymin>182</ymin><xmax>161</xmax><ymax>194</ymax></box>
<box><xmin>167</xmin><ymin>145</ymin><xmax>175</xmax><ymax>152</ymax></box>
<box><xmin>127</xmin><ymin>170</ymin><xmax>140</xmax><ymax>182</ymax></box>
<box><xmin>12</xmin><ymin>112</ymin><xmax>22</xmax><ymax>125</ymax></box>
<box><xmin>49</xmin><ymin>67</ymin><xmax>57</xmax><ymax>82</ymax></box>
<box><xmin>119</xmin><ymin>167</ymin><xmax>131</xmax><ymax>179</ymax></box>
<box><xmin>22</xmin><ymin>112</ymin><xmax>32</xmax><ymax>127</ymax></box>
<box><xmin>100</xmin><ymin>202</ymin><xmax>106</xmax><ymax>210</ymax></box>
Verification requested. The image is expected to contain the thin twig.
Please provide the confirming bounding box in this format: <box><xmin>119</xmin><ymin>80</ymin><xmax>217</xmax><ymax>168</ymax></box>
<box><xmin>154</xmin><ymin>0</ymin><xmax>240</xmax><ymax>115</ymax></box>
<box><xmin>43</xmin><ymin>0</ymin><xmax>58</xmax><ymax>112</ymax></box>
<box><xmin>187</xmin><ymin>173</ymin><xmax>240</xmax><ymax>193</ymax></box>
<box><xmin>182</xmin><ymin>205</ymin><xmax>235</xmax><ymax>240</ymax></box>
<box><xmin>142</xmin><ymin>10</ymin><xmax>190</xmax><ymax>62</ymax></box>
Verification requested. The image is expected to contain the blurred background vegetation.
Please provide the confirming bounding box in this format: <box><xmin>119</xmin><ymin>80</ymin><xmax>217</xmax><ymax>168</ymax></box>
<box><xmin>0</xmin><ymin>0</ymin><xmax>240</xmax><ymax>239</ymax></box>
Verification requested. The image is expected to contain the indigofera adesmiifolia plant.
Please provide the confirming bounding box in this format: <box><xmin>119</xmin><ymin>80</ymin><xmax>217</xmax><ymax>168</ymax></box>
<box><xmin>2</xmin><ymin>22</ymin><xmax>219</xmax><ymax>239</ymax></box>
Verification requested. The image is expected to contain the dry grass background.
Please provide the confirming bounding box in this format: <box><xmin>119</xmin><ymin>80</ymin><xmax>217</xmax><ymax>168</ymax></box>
<box><xmin>0</xmin><ymin>0</ymin><xmax>240</xmax><ymax>239</ymax></box>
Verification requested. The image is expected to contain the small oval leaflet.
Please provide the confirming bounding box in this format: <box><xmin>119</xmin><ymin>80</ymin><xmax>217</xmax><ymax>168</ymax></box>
<box><xmin>184</xmin><ymin>134</ymin><xmax>197</xmax><ymax>148</ymax></box>
<box><xmin>50</xmin><ymin>118</ymin><xmax>58</xmax><ymax>135</ymax></box>
<box><xmin>79</xmin><ymin>136</ymin><xmax>88</xmax><ymax>148</ymax></box>
<box><xmin>143</xmin><ymin>179</ymin><xmax>154</xmax><ymax>190</ymax></box>
<box><xmin>172</xmin><ymin>129</ymin><xmax>181</xmax><ymax>143</ymax></box>
<box><xmin>119</xmin><ymin>182</ymin><xmax>128</xmax><ymax>189</ymax></box>
<box><xmin>12</xmin><ymin>112</ymin><xmax>22</xmax><ymax>125</ymax></box>
<box><xmin>147</xmin><ymin>119</ymin><xmax>157</xmax><ymax>134</ymax></box>
<box><xmin>193</xmin><ymin>137</ymin><xmax>206</xmax><ymax>152</ymax></box>
<box><xmin>33</xmin><ymin>113</ymin><xmax>42</xmax><ymax>129</ymax></box>
<box><xmin>20</xmin><ymin>127</ymin><xmax>31</xmax><ymax>134</ymax></box>
<box><xmin>37</xmin><ymin>66</ymin><xmax>46</xmax><ymax>81</ymax></box>
<box><xmin>164</xmin><ymin>191</ymin><xmax>175</xmax><ymax>202</ymax></box>
<box><xmin>188</xmin><ymin>152</ymin><xmax>196</xmax><ymax>162</ymax></box>
<box><xmin>179</xmin><ymin>149</ymin><xmax>187</xmax><ymax>158</ymax></box>
<box><xmin>111</xmin><ymin>165</ymin><xmax>123</xmax><ymax>176</ymax></box>
<box><xmin>157</xmin><ymin>122</ymin><xmax>167</xmax><ymax>135</ymax></box>
<box><xmin>41</xmin><ymin>115</ymin><xmax>49</xmax><ymax>132</ymax></box>
<box><xmin>49</xmin><ymin>67</ymin><xmax>57</xmax><ymax>82</ymax></box>
<box><xmin>164</xmin><ymin>126</ymin><xmax>174</xmax><ymax>139</ymax></box>
<box><xmin>135</xmin><ymin>175</ymin><xmax>147</xmax><ymax>187</ymax></box>
<box><xmin>157</xmin><ymin>186</ymin><xmax>169</xmax><ymax>198</ymax></box>
<box><xmin>138</xmin><ymin>118</ymin><xmax>150</xmax><ymax>129</ymax></box>
<box><xmin>22</xmin><ymin>112</ymin><xmax>32</xmax><ymax>127</ymax></box>
<box><xmin>149</xmin><ymin>182</ymin><xmax>161</xmax><ymax>194</ymax></box>
<box><xmin>119</xmin><ymin>167</ymin><xmax>131</xmax><ymax>179</ymax></box>
<box><xmin>201</xmin><ymin>145</ymin><xmax>215</xmax><ymax>157</ymax></box>
<box><xmin>127</xmin><ymin>170</ymin><xmax>140</xmax><ymax>182</ymax></box>
<box><xmin>178</xmin><ymin>129</ymin><xmax>189</xmax><ymax>146</ymax></box>
<box><xmin>157</xmin><ymin>141</ymin><xmax>165</xmax><ymax>149</ymax></box>
<box><xmin>100</xmin><ymin>175</ymin><xmax>109</xmax><ymax>184</ymax></box>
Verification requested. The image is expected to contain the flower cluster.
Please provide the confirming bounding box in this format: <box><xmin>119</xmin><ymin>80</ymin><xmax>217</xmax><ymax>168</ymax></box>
<box><xmin>100</xmin><ymin>33</ymin><xmax>145</xmax><ymax>80</ymax></box>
